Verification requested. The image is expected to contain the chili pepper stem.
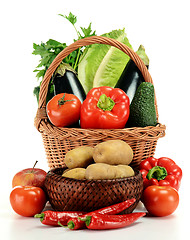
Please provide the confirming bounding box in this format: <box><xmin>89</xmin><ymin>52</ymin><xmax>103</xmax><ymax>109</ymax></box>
<box><xmin>58</xmin><ymin>221</ymin><xmax>68</xmax><ymax>228</ymax></box>
<box><xmin>83</xmin><ymin>216</ymin><xmax>92</xmax><ymax>227</ymax></box>
<box><xmin>67</xmin><ymin>221</ymin><xmax>75</xmax><ymax>230</ymax></box>
<box><xmin>34</xmin><ymin>213</ymin><xmax>45</xmax><ymax>222</ymax></box>
<box><xmin>78</xmin><ymin>217</ymin><xmax>87</xmax><ymax>222</ymax></box>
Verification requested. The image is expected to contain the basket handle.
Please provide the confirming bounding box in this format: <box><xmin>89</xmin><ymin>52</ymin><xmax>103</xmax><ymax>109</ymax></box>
<box><xmin>35</xmin><ymin>36</ymin><xmax>155</xmax><ymax>130</ymax></box>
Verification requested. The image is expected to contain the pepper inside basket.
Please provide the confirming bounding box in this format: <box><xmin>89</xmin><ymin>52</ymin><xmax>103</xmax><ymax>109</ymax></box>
<box><xmin>34</xmin><ymin>36</ymin><xmax>166</xmax><ymax>169</ymax></box>
<box><xmin>44</xmin><ymin>167</ymin><xmax>143</xmax><ymax>213</ymax></box>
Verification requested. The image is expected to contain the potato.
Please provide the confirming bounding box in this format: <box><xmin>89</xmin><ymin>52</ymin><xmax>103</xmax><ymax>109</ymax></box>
<box><xmin>65</xmin><ymin>146</ymin><xmax>94</xmax><ymax>169</ymax></box>
<box><xmin>85</xmin><ymin>163</ymin><xmax>135</xmax><ymax>180</ymax></box>
<box><xmin>115</xmin><ymin>165</ymin><xmax>135</xmax><ymax>178</ymax></box>
<box><xmin>62</xmin><ymin>168</ymin><xmax>86</xmax><ymax>180</ymax></box>
<box><xmin>93</xmin><ymin>140</ymin><xmax>133</xmax><ymax>165</ymax></box>
<box><xmin>85</xmin><ymin>163</ymin><xmax>115</xmax><ymax>180</ymax></box>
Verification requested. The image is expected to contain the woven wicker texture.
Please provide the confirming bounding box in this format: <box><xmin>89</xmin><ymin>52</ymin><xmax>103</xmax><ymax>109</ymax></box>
<box><xmin>44</xmin><ymin>168</ymin><xmax>143</xmax><ymax>213</ymax></box>
<box><xmin>34</xmin><ymin>36</ymin><xmax>166</xmax><ymax>169</ymax></box>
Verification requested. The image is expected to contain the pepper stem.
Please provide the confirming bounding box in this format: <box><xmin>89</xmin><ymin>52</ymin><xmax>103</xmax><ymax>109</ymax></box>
<box><xmin>67</xmin><ymin>221</ymin><xmax>75</xmax><ymax>230</ymax></box>
<box><xmin>58</xmin><ymin>93</ymin><xmax>74</xmax><ymax>106</ymax></box>
<box><xmin>58</xmin><ymin>221</ymin><xmax>68</xmax><ymax>228</ymax></box>
<box><xmin>97</xmin><ymin>94</ymin><xmax>115</xmax><ymax>111</ymax></box>
<box><xmin>83</xmin><ymin>216</ymin><xmax>92</xmax><ymax>227</ymax></box>
<box><xmin>146</xmin><ymin>166</ymin><xmax>167</xmax><ymax>181</ymax></box>
<box><xmin>34</xmin><ymin>213</ymin><xmax>45</xmax><ymax>222</ymax></box>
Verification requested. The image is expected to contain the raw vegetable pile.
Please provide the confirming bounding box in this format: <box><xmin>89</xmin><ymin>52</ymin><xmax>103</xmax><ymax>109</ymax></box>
<box><xmin>10</xmin><ymin>146</ymin><xmax>182</xmax><ymax>229</ymax></box>
<box><xmin>9</xmin><ymin>12</ymin><xmax>183</xmax><ymax>232</ymax></box>
<box><xmin>33</xmin><ymin>12</ymin><xmax>133</xmax><ymax>102</ymax></box>
<box><xmin>62</xmin><ymin>140</ymin><xmax>134</xmax><ymax>180</ymax></box>
<box><xmin>33</xmin><ymin>12</ymin><xmax>156</xmax><ymax>129</ymax></box>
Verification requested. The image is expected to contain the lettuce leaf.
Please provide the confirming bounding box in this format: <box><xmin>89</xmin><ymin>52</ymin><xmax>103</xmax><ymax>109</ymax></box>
<box><xmin>78</xmin><ymin>29</ymin><xmax>133</xmax><ymax>93</ymax></box>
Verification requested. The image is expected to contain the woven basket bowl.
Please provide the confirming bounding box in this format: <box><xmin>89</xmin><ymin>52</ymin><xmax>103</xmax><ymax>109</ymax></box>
<box><xmin>44</xmin><ymin>167</ymin><xmax>143</xmax><ymax>213</ymax></box>
<box><xmin>34</xmin><ymin>36</ymin><xmax>166</xmax><ymax>169</ymax></box>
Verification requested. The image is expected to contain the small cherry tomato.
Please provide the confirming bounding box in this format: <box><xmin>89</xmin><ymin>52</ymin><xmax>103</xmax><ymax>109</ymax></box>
<box><xmin>10</xmin><ymin>186</ymin><xmax>47</xmax><ymax>217</ymax></box>
<box><xmin>46</xmin><ymin>93</ymin><xmax>81</xmax><ymax>127</ymax></box>
<box><xmin>142</xmin><ymin>185</ymin><xmax>179</xmax><ymax>217</ymax></box>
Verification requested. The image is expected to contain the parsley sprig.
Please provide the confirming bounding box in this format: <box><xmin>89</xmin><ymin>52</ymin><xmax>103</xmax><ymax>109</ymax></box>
<box><xmin>33</xmin><ymin>12</ymin><xmax>96</xmax><ymax>102</ymax></box>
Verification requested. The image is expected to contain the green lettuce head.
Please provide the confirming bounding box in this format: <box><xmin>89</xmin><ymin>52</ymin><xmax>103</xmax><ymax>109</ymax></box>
<box><xmin>77</xmin><ymin>29</ymin><xmax>133</xmax><ymax>93</ymax></box>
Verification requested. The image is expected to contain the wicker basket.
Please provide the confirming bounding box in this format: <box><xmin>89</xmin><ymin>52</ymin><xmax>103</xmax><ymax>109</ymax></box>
<box><xmin>44</xmin><ymin>167</ymin><xmax>143</xmax><ymax>213</ymax></box>
<box><xmin>34</xmin><ymin>36</ymin><xmax>166</xmax><ymax>169</ymax></box>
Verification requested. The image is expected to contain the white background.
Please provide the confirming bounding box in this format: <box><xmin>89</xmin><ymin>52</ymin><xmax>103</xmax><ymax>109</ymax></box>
<box><xmin>0</xmin><ymin>0</ymin><xmax>189</xmax><ymax>239</ymax></box>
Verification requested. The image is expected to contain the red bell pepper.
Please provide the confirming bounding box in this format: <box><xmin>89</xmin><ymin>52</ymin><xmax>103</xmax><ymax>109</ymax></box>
<box><xmin>139</xmin><ymin>157</ymin><xmax>182</xmax><ymax>190</ymax></box>
<box><xmin>80</xmin><ymin>86</ymin><xmax>130</xmax><ymax>129</ymax></box>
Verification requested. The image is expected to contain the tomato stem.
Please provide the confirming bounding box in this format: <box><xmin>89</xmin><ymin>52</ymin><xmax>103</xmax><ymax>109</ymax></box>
<box><xmin>58</xmin><ymin>93</ymin><xmax>74</xmax><ymax>106</ymax></box>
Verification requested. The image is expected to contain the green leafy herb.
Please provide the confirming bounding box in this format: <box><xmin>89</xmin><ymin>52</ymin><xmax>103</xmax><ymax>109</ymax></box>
<box><xmin>59</xmin><ymin>12</ymin><xmax>77</xmax><ymax>25</ymax></box>
<box><xmin>33</xmin><ymin>12</ymin><xmax>96</xmax><ymax>102</ymax></box>
<box><xmin>80</xmin><ymin>23</ymin><xmax>96</xmax><ymax>38</ymax></box>
<box><xmin>32</xmin><ymin>40</ymin><xmax>67</xmax><ymax>80</ymax></box>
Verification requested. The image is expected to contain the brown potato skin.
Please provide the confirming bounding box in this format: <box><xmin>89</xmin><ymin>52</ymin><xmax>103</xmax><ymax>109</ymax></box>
<box><xmin>93</xmin><ymin>140</ymin><xmax>133</xmax><ymax>165</ymax></box>
<box><xmin>115</xmin><ymin>165</ymin><xmax>135</xmax><ymax>178</ymax></box>
<box><xmin>85</xmin><ymin>163</ymin><xmax>114</xmax><ymax>180</ymax></box>
<box><xmin>62</xmin><ymin>168</ymin><xmax>86</xmax><ymax>180</ymax></box>
<box><xmin>85</xmin><ymin>163</ymin><xmax>134</xmax><ymax>180</ymax></box>
<box><xmin>65</xmin><ymin>146</ymin><xmax>94</xmax><ymax>169</ymax></box>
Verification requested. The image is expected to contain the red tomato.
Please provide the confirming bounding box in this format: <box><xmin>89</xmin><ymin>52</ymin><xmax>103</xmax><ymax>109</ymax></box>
<box><xmin>142</xmin><ymin>186</ymin><xmax>179</xmax><ymax>217</ymax></box>
<box><xmin>10</xmin><ymin>186</ymin><xmax>47</xmax><ymax>217</ymax></box>
<box><xmin>46</xmin><ymin>93</ymin><xmax>81</xmax><ymax>127</ymax></box>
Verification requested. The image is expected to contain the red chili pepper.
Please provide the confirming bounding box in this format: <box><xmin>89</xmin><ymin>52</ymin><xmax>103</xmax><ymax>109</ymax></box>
<box><xmin>139</xmin><ymin>157</ymin><xmax>182</xmax><ymax>190</ymax></box>
<box><xmin>80</xmin><ymin>86</ymin><xmax>130</xmax><ymax>129</ymax></box>
<box><xmin>83</xmin><ymin>212</ymin><xmax>146</xmax><ymax>230</ymax></box>
<box><xmin>34</xmin><ymin>210</ymin><xmax>86</xmax><ymax>226</ymax></box>
<box><xmin>67</xmin><ymin>198</ymin><xmax>136</xmax><ymax>230</ymax></box>
<box><xmin>67</xmin><ymin>218</ymin><xmax>84</xmax><ymax>230</ymax></box>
